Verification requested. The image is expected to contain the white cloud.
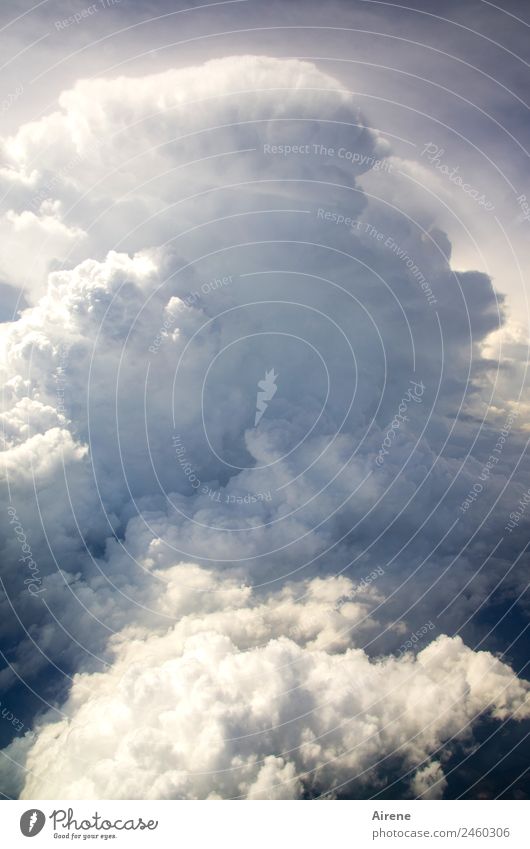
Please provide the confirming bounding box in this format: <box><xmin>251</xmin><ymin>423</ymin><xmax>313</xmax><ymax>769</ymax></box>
<box><xmin>4</xmin><ymin>565</ymin><xmax>528</xmax><ymax>799</ymax></box>
<box><xmin>0</xmin><ymin>54</ymin><xmax>529</xmax><ymax>800</ymax></box>
<box><xmin>0</xmin><ymin>204</ymin><xmax>85</xmax><ymax>300</ymax></box>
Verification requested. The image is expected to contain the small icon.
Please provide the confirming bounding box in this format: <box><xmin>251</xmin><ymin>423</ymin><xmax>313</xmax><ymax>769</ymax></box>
<box><xmin>254</xmin><ymin>368</ymin><xmax>278</xmax><ymax>426</ymax></box>
<box><xmin>20</xmin><ymin>810</ymin><xmax>45</xmax><ymax>837</ymax></box>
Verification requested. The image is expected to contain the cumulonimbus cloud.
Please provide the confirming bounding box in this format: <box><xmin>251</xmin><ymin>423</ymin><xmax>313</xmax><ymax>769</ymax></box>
<box><xmin>1</xmin><ymin>55</ymin><xmax>528</xmax><ymax>799</ymax></box>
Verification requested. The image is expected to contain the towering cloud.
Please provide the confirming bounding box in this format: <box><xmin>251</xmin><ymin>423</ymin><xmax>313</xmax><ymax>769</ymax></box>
<box><xmin>0</xmin><ymin>56</ymin><xmax>528</xmax><ymax>799</ymax></box>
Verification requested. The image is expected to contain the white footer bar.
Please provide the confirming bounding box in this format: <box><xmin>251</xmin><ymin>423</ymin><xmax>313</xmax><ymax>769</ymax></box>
<box><xmin>3</xmin><ymin>799</ymin><xmax>528</xmax><ymax>848</ymax></box>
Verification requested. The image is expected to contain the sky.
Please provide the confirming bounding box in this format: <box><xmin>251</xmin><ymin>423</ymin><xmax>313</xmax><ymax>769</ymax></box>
<box><xmin>0</xmin><ymin>0</ymin><xmax>529</xmax><ymax>800</ymax></box>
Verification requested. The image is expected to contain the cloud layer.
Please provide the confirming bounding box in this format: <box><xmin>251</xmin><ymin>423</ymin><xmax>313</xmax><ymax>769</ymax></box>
<box><xmin>3</xmin><ymin>566</ymin><xmax>529</xmax><ymax>800</ymax></box>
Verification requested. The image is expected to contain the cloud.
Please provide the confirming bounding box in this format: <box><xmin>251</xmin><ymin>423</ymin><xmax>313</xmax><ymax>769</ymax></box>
<box><xmin>0</xmin><ymin>563</ymin><xmax>528</xmax><ymax>799</ymax></box>
<box><xmin>0</xmin><ymin>203</ymin><xmax>86</xmax><ymax>300</ymax></box>
<box><xmin>0</xmin><ymin>56</ymin><xmax>378</xmax><ymax>303</ymax></box>
<box><xmin>2</xmin><ymin>565</ymin><xmax>528</xmax><ymax>799</ymax></box>
<box><xmin>0</xmin><ymin>54</ymin><xmax>529</xmax><ymax>799</ymax></box>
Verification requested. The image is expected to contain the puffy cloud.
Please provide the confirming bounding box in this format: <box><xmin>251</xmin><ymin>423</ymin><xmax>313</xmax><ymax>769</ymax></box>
<box><xmin>0</xmin><ymin>203</ymin><xmax>85</xmax><ymax>300</ymax></box>
<box><xmin>410</xmin><ymin>761</ymin><xmax>447</xmax><ymax>800</ymax></box>
<box><xmin>3</xmin><ymin>564</ymin><xmax>528</xmax><ymax>799</ymax></box>
<box><xmin>0</xmin><ymin>56</ymin><xmax>378</xmax><ymax>303</ymax></box>
<box><xmin>0</xmin><ymin>54</ymin><xmax>529</xmax><ymax>799</ymax></box>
